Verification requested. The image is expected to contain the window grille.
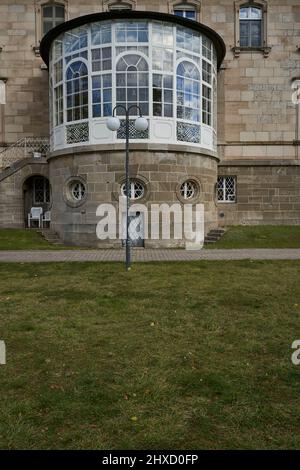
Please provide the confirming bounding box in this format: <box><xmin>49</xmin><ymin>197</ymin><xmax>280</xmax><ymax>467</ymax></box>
<box><xmin>121</xmin><ymin>180</ymin><xmax>145</xmax><ymax>200</ymax></box>
<box><xmin>217</xmin><ymin>176</ymin><xmax>236</xmax><ymax>203</ymax></box>
<box><xmin>66</xmin><ymin>122</ymin><xmax>89</xmax><ymax>144</ymax></box>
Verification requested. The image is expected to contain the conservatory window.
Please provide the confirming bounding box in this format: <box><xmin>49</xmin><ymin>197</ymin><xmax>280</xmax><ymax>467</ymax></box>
<box><xmin>92</xmin><ymin>74</ymin><xmax>112</xmax><ymax>118</ymax></box>
<box><xmin>66</xmin><ymin>61</ymin><xmax>89</xmax><ymax>122</ymax></box>
<box><xmin>91</xmin><ymin>47</ymin><xmax>112</xmax><ymax>72</ymax></box>
<box><xmin>202</xmin><ymin>84</ymin><xmax>212</xmax><ymax>126</ymax></box>
<box><xmin>116</xmin><ymin>54</ymin><xmax>149</xmax><ymax>116</ymax></box>
<box><xmin>239</xmin><ymin>5</ymin><xmax>262</xmax><ymax>47</ymax></box>
<box><xmin>54</xmin><ymin>84</ymin><xmax>63</xmax><ymax>125</ymax></box>
<box><xmin>176</xmin><ymin>27</ymin><xmax>201</xmax><ymax>54</ymax></box>
<box><xmin>115</xmin><ymin>22</ymin><xmax>148</xmax><ymax>43</ymax></box>
<box><xmin>42</xmin><ymin>3</ymin><xmax>65</xmax><ymax>36</ymax></box>
<box><xmin>65</xmin><ymin>27</ymin><xmax>88</xmax><ymax>54</ymax></box>
<box><xmin>153</xmin><ymin>74</ymin><xmax>173</xmax><ymax>118</ymax></box>
<box><xmin>177</xmin><ymin>61</ymin><xmax>201</xmax><ymax>122</ymax></box>
<box><xmin>91</xmin><ymin>22</ymin><xmax>112</xmax><ymax>46</ymax></box>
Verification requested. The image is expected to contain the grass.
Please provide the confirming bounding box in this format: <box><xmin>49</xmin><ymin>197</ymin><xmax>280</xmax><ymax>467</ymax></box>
<box><xmin>206</xmin><ymin>225</ymin><xmax>300</xmax><ymax>249</ymax></box>
<box><xmin>0</xmin><ymin>260</ymin><xmax>300</xmax><ymax>449</ymax></box>
<box><xmin>0</xmin><ymin>229</ymin><xmax>78</xmax><ymax>250</ymax></box>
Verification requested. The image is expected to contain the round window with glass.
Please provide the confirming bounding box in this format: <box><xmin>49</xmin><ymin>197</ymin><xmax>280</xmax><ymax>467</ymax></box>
<box><xmin>70</xmin><ymin>180</ymin><xmax>86</xmax><ymax>201</ymax></box>
<box><xmin>121</xmin><ymin>180</ymin><xmax>145</xmax><ymax>200</ymax></box>
<box><xmin>180</xmin><ymin>180</ymin><xmax>199</xmax><ymax>200</ymax></box>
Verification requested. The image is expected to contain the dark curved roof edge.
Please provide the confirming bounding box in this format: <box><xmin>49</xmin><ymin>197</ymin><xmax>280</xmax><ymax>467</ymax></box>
<box><xmin>40</xmin><ymin>10</ymin><xmax>226</xmax><ymax>69</ymax></box>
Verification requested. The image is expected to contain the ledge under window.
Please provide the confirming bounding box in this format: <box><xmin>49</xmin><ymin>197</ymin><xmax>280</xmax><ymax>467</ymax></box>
<box><xmin>232</xmin><ymin>45</ymin><xmax>271</xmax><ymax>58</ymax></box>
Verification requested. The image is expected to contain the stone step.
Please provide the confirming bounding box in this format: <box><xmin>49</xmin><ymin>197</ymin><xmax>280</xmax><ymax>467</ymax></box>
<box><xmin>38</xmin><ymin>229</ymin><xmax>64</xmax><ymax>246</ymax></box>
<box><xmin>209</xmin><ymin>229</ymin><xmax>226</xmax><ymax>235</ymax></box>
<box><xmin>204</xmin><ymin>228</ymin><xmax>226</xmax><ymax>245</ymax></box>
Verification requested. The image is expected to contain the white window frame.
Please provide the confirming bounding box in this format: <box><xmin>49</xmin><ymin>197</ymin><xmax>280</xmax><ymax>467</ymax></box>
<box><xmin>49</xmin><ymin>19</ymin><xmax>217</xmax><ymax>151</ymax></box>
<box><xmin>217</xmin><ymin>176</ymin><xmax>236</xmax><ymax>203</ymax></box>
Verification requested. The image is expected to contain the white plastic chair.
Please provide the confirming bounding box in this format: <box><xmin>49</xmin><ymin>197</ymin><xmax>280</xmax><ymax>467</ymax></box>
<box><xmin>28</xmin><ymin>207</ymin><xmax>43</xmax><ymax>228</ymax></box>
<box><xmin>42</xmin><ymin>210</ymin><xmax>51</xmax><ymax>228</ymax></box>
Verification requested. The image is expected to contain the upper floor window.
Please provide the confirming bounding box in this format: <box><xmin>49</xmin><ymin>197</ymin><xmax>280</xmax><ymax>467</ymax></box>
<box><xmin>174</xmin><ymin>3</ymin><xmax>197</xmax><ymax>20</ymax></box>
<box><xmin>42</xmin><ymin>2</ymin><xmax>65</xmax><ymax>36</ymax></box>
<box><xmin>239</xmin><ymin>5</ymin><xmax>262</xmax><ymax>47</ymax></box>
<box><xmin>108</xmin><ymin>2</ymin><xmax>133</xmax><ymax>10</ymax></box>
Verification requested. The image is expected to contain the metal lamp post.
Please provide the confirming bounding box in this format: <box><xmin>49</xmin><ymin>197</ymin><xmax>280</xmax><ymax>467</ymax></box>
<box><xmin>107</xmin><ymin>105</ymin><xmax>148</xmax><ymax>271</ymax></box>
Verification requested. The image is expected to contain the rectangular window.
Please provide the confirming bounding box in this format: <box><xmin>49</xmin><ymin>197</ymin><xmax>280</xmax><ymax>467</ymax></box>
<box><xmin>91</xmin><ymin>22</ymin><xmax>112</xmax><ymax>46</ymax></box>
<box><xmin>116</xmin><ymin>21</ymin><xmax>148</xmax><ymax>43</ymax></box>
<box><xmin>91</xmin><ymin>47</ymin><xmax>112</xmax><ymax>72</ymax></box>
<box><xmin>92</xmin><ymin>74</ymin><xmax>112</xmax><ymax>118</ymax></box>
<box><xmin>202</xmin><ymin>84</ymin><xmax>212</xmax><ymax>126</ymax></box>
<box><xmin>54</xmin><ymin>84</ymin><xmax>63</xmax><ymax>125</ymax></box>
<box><xmin>153</xmin><ymin>74</ymin><xmax>173</xmax><ymax>118</ymax></box>
<box><xmin>202</xmin><ymin>36</ymin><xmax>212</xmax><ymax>60</ymax></box>
<box><xmin>202</xmin><ymin>60</ymin><xmax>211</xmax><ymax>84</ymax></box>
<box><xmin>239</xmin><ymin>6</ymin><xmax>262</xmax><ymax>47</ymax></box>
<box><xmin>217</xmin><ymin>176</ymin><xmax>236</xmax><ymax>203</ymax></box>
<box><xmin>177</xmin><ymin>26</ymin><xmax>201</xmax><ymax>54</ymax></box>
<box><xmin>174</xmin><ymin>9</ymin><xmax>196</xmax><ymax>20</ymax></box>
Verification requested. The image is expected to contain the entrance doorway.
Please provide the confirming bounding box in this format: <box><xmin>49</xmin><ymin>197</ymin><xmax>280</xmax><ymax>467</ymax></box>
<box><xmin>23</xmin><ymin>175</ymin><xmax>51</xmax><ymax>228</ymax></box>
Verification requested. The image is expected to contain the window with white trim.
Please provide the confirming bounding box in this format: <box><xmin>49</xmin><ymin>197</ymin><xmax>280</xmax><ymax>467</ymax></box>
<box><xmin>42</xmin><ymin>2</ymin><xmax>65</xmax><ymax>36</ymax></box>
<box><xmin>217</xmin><ymin>176</ymin><xmax>236</xmax><ymax>203</ymax></box>
<box><xmin>121</xmin><ymin>180</ymin><xmax>145</xmax><ymax>200</ymax></box>
<box><xmin>66</xmin><ymin>61</ymin><xmax>89</xmax><ymax>122</ymax></box>
<box><xmin>180</xmin><ymin>180</ymin><xmax>198</xmax><ymax>200</ymax></box>
<box><xmin>70</xmin><ymin>181</ymin><xmax>86</xmax><ymax>201</ymax></box>
<box><xmin>116</xmin><ymin>54</ymin><xmax>149</xmax><ymax>117</ymax></box>
<box><xmin>177</xmin><ymin>61</ymin><xmax>200</xmax><ymax>122</ymax></box>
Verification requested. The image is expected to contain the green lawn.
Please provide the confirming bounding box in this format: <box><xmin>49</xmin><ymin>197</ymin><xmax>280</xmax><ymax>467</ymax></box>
<box><xmin>0</xmin><ymin>229</ymin><xmax>76</xmax><ymax>250</ymax></box>
<box><xmin>0</xmin><ymin>261</ymin><xmax>300</xmax><ymax>449</ymax></box>
<box><xmin>207</xmin><ymin>225</ymin><xmax>300</xmax><ymax>249</ymax></box>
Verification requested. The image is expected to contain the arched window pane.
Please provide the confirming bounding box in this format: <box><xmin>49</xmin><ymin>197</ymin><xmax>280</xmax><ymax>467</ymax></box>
<box><xmin>176</xmin><ymin>61</ymin><xmax>200</xmax><ymax>122</ymax></box>
<box><xmin>116</xmin><ymin>54</ymin><xmax>149</xmax><ymax>116</ymax></box>
<box><xmin>66</xmin><ymin>61</ymin><xmax>88</xmax><ymax>122</ymax></box>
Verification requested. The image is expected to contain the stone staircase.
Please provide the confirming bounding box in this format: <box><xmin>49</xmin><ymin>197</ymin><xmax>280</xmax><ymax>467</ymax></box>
<box><xmin>38</xmin><ymin>229</ymin><xmax>64</xmax><ymax>246</ymax></box>
<box><xmin>204</xmin><ymin>228</ymin><xmax>226</xmax><ymax>245</ymax></box>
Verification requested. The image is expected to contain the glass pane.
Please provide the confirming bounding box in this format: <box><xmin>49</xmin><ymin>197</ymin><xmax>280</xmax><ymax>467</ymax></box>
<box><xmin>55</xmin><ymin>6</ymin><xmax>65</xmax><ymax>18</ymax></box>
<box><xmin>43</xmin><ymin>21</ymin><xmax>53</xmax><ymax>34</ymax></box>
<box><xmin>43</xmin><ymin>6</ymin><xmax>53</xmax><ymax>18</ymax></box>
<box><xmin>174</xmin><ymin>10</ymin><xmax>184</xmax><ymax>17</ymax></box>
<box><xmin>251</xmin><ymin>7</ymin><xmax>262</xmax><ymax>19</ymax></box>
<box><xmin>186</xmin><ymin>11</ymin><xmax>196</xmax><ymax>19</ymax></box>
<box><xmin>240</xmin><ymin>7</ymin><xmax>250</xmax><ymax>19</ymax></box>
<box><xmin>153</xmin><ymin>103</ymin><xmax>162</xmax><ymax>116</ymax></box>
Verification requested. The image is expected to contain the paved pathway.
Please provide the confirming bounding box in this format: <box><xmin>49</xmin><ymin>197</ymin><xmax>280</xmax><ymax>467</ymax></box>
<box><xmin>1</xmin><ymin>249</ymin><xmax>300</xmax><ymax>262</ymax></box>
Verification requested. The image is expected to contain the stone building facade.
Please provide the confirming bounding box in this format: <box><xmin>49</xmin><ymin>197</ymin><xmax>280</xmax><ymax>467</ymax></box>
<box><xmin>0</xmin><ymin>0</ymin><xmax>299</xmax><ymax>246</ymax></box>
